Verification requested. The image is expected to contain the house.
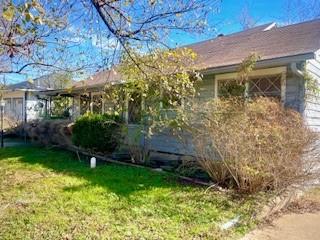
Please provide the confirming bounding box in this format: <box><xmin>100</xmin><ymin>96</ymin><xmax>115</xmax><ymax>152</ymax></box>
<box><xmin>1</xmin><ymin>72</ymin><xmax>75</xmax><ymax>128</ymax></box>
<box><xmin>40</xmin><ymin>19</ymin><xmax>320</xmax><ymax>154</ymax></box>
<box><xmin>1</xmin><ymin>80</ymin><xmax>48</xmax><ymax>128</ymax></box>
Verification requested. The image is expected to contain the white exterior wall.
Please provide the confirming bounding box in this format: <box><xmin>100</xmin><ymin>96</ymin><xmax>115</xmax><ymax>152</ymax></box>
<box><xmin>2</xmin><ymin>90</ymin><xmax>44</xmax><ymax>124</ymax></box>
<box><xmin>26</xmin><ymin>92</ymin><xmax>45</xmax><ymax>121</ymax></box>
<box><xmin>305</xmin><ymin>52</ymin><xmax>320</xmax><ymax>131</ymax></box>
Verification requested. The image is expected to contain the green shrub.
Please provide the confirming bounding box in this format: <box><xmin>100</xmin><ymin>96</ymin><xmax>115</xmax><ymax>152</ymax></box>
<box><xmin>72</xmin><ymin>113</ymin><xmax>123</xmax><ymax>153</ymax></box>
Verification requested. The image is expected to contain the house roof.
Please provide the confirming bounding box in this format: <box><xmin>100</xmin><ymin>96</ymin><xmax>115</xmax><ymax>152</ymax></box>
<box><xmin>72</xmin><ymin>19</ymin><xmax>320</xmax><ymax>90</ymax></box>
<box><xmin>189</xmin><ymin>19</ymin><xmax>320</xmax><ymax>70</ymax></box>
<box><xmin>72</xmin><ymin>68</ymin><xmax>122</xmax><ymax>89</ymax></box>
<box><xmin>6</xmin><ymin>80</ymin><xmax>48</xmax><ymax>91</ymax></box>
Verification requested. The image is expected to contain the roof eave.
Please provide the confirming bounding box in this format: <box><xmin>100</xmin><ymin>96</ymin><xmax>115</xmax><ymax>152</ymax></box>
<box><xmin>38</xmin><ymin>52</ymin><xmax>318</xmax><ymax>96</ymax></box>
<box><xmin>3</xmin><ymin>88</ymin><xmax>43</xmax><ymax>92</ymax></box>
<box><xmin>39</xmin><ymin>84</ymin><xmax>106</xmax><ymax>96</ymax></box>
<box><xmin>202</xmin><ymin>52</ymin><xmax>316</xmax><ymax>75</ymax></box>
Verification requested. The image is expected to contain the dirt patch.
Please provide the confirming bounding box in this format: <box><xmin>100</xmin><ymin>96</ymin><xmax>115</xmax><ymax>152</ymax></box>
<box><xmin>283</xmin><ymin>198</ymin><xmax>320</xmax><ymax>214</ymax></box>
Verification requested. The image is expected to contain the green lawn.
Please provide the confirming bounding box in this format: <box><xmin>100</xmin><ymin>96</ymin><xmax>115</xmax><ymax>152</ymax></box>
<box><xmin>0</xmin><ymin>146</ymin><xmax>263</xmax><ymax>240</ymax></box>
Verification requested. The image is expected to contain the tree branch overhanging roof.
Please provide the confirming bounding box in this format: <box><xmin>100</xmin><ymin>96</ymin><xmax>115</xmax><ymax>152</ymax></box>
<box><xmin>45</xmin><ymin>18</ymin><xmax>320</xmax><ymax>93</ymax></box>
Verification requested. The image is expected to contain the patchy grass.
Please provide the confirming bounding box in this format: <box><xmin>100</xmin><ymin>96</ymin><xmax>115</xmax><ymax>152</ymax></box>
<box><xmin>0</xmin><ymin>146</ymin><xmax>265</xmax><ymax>240</ymax></box>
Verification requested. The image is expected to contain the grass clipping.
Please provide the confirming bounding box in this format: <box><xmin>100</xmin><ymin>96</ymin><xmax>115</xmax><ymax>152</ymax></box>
<box><xmin>187</xmin><ymin>97</ymin><xmax>319</xmax><ymax>193</ymax></box>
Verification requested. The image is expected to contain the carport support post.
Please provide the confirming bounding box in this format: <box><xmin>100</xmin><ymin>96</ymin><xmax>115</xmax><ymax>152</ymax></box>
<box><xmin>23</xmin><ymin>92</ymin><xmax>27</xmax><ymax>144</ymax></box>
<box><xmin>89</xmin><ymin>92</ymin><xmax>93</xmax><ymax>113</ymax></box>
<box><xmin>0</xmin><ymin>99</ymin><xmax>4</xmax><ymax>148</ymax></box>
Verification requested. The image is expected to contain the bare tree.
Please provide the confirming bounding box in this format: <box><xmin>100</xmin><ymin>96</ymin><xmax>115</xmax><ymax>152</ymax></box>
<box><xmin>86</xmin><ymin>0</ymin><xmax>219</xmax><ymax>70</ymax></box>
<box><xmin>1</xmin><ymin>0</ymin><xmax>220</xmax><ymax>79</ymax></box>
<box><xmin>238</xmin><ymin>5</ymin><xmax>257</xmax><ymax>30</ymax></box>
<box><xmin>89</xmin><ymin>0</ymin><xmax>216</xmax><ymax>42</ymax></box>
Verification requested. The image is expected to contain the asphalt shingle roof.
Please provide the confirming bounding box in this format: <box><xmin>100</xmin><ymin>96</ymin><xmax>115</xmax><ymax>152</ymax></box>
<box><xmin>74</xmin><ymin>19</ymin><xmax>320</xmax><ymax>89</ymax></box>
<box><xmin>6</xmin><ymin>80</ymin><xmax>48</xmax><ymax>91</ymax></box>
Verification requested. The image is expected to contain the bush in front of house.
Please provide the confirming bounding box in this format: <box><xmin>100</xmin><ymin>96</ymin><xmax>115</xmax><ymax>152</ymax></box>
<box><xmin>72</xmin><ymin>113</ymin><xmax>123</xmax><ymax>153</ymax></box>
<box><xmin>186</xmin><ymin>97</ymin><xmax>319</xmax><ymax>193</ymax></box>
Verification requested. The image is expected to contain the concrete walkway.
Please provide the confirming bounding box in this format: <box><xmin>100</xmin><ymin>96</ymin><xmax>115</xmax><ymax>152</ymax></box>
<box><xmin>2</xmin><ymin>137</ymin><xmax>30</xmax><ymax>147</ymax></box>
<box><xmin>244</xmin><ymin>187</ymin><xmax>320</xmax><ymax>240</ymax></box>
<box><xmin>243</xmin><ymin>212</ymin><xmax>320</xmax><ymax>240</ymax></box>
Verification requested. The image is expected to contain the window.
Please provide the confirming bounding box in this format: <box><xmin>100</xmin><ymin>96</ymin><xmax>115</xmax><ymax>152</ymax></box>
<box><xmin>217</xmin><ymin>80</ymin><xmax>245</xmax><ymax>97</ymax></box>
<box><xmin>4</xmin><ymin>98</ymin><xmax>11</xmax><ymax>114</ymax></box>
<box><xmin>217</xmin><ymin>74</ymin><xmax>282</xmax><ymax>99</ymax></box>
<box><xmin>248</xmin><ymin>75</ymin><xmax>281</xmax><ymax>98</ymax></box>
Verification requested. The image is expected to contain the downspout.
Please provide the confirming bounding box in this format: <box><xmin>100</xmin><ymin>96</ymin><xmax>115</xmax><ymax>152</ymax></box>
<box><xmin>290</xmin><ymin>62</ymin><xmax>304</xmax><ymax>77</ymax></box>
<box><xmin>290</xmin><ymin>62</ymin><xmax>305</xmax><ymax>114</ymax></box>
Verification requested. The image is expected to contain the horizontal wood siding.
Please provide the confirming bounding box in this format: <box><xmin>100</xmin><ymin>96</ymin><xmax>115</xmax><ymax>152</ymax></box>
<box><xmin>126</xmin><ymin>74</ymin><xmax>216</xmax><ymax>155</ymax></box>
<box><xmin>305</xmin><ymin>58</ymin><xmax>320</xmax><ymax>131</ymax></box>
<box><xmin>196</xmin><ymin>75</ymin><xmax>215</xmax><ymax>101</ymax></box>
<box><xmin>127</xmin><ymin>125</ymin><xmax>194</xmax><ymax>155</ymax></box>
<box><xmin>285</xmin><ymin>69</ymin><xmax>304</xmax><ymax>113</ymax></box>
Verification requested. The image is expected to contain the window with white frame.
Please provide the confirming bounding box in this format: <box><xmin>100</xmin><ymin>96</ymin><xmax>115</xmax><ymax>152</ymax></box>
<box><xmin>215</xmin><ymin>67</ymin><xmax>286</xmax><ymax>101</ymax></box>
<box><xmin>248</xmin><ymin>74</ymin><xmax>281</xmax><ymax>98</ymax></box>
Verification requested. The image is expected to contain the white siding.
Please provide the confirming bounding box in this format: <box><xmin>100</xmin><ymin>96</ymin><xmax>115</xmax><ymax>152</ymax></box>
<box><xmin>26</xmin><ymin>93</ymin><xmax>45</xmax><ymax>121</ymax></box>
<box><xmin>3</xmin><ymin>90</ymin><xmax>45</xmax><ymax>124</ymax></box>
<box><xmin>305</xmin><ymin>57</ymin><xmax>320</xmax><ymax>131</ymax></box>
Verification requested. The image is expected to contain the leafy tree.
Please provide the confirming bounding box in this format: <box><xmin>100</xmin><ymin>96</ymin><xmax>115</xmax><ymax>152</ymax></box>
<box><xmin>37</xmin><ymin>72</ymin><xmax>73</xmax><ymax>89</ymax></box>
<box><xmin>105</xmin><ymin>48</ymin><xmax>201</xmax><ymax>127</ymax></box>
<box><xmin>102</xmin><ymin>47</ymin><xmax>201</xmax><ymax>162</ymax></box>
<box><xmin>0</xmin><ymin>0</ymin><xmax>77</xmax><ymax>74</ymax></box>
<box><xmin>47</xmin><ymin>72</ymin><xmax>73</xmax><ymax>118</ymax></box>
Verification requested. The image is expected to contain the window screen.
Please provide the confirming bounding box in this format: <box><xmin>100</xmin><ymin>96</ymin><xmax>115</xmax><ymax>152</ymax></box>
<box><xmin>248</xmin><ymin>75</ymin><xmax>281</xmax><ymax>98</ymax></box>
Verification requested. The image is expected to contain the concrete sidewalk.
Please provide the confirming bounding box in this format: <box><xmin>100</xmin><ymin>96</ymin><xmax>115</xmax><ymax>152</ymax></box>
<box><xmin>243</xmin><ymin>212</ymin><xmax>320</xmax><ymax>240</ymax></box>
<box><xmin>243</xmin><ymin>187</ymin><xmax>320</xmax><ymax>240</ymax></box>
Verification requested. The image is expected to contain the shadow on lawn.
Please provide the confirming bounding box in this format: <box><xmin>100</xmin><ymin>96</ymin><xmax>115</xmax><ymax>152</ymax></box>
<box><xmin>0</xmin><ymin>146</ymin><xmax>187</xmax><ymax>197</ymax></box>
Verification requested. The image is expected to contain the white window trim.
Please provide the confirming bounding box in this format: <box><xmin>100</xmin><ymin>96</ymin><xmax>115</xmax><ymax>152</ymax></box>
<box><xmin>214</xmin><ymin>67</ymin><xmax>287</xmax><ymax>103</ymax></box>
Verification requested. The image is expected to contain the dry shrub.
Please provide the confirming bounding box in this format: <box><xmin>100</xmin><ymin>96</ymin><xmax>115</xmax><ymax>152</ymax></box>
<box><xmin>188</xmin><ymin>97</ymin><xmax>319</xmax><ymax>193</ymax></box>
<box><xmin>123</xmin><ymin>125</ymin><xmax>151</xmax><ymax>164</ymax></box>
<box><xmin>24</xmin><ymin>120</ymin><xmax>72</xmax><ymax>147</ymax></box>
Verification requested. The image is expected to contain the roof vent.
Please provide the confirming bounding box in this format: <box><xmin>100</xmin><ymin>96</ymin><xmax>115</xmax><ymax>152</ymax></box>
<box><xmin>263</xmin><ymin>22</ymin><xmax>277</xmax><ymax>31</ymax></box>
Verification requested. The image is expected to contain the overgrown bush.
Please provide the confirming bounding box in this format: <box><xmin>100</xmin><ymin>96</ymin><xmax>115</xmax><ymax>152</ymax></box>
<box><xmin>72</xmin><ymin>113</ymin><xmax>122</xmax><ymax>153</ymax></box>
<box><xmin>186</xmin><ymin>97</ymin><xmax>319</xmax><ymax>193</ymax></box>
<box><xmin>25</xmin><ymin>120</ymin><xmax>72</xmax><ymax>146</ymax></box>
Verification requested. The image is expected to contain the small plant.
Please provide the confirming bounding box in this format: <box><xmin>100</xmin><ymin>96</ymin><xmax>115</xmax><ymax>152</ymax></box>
<box><xmin>72</xmin><ymin>113</ymin><xmax>122</xmax><ymax>153</ymax></box>
<box><xmin>186</xmin><ymin>97</ymin><xmax>319</xmax><ymax>193</ymax></box>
